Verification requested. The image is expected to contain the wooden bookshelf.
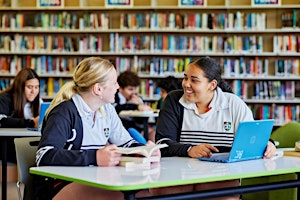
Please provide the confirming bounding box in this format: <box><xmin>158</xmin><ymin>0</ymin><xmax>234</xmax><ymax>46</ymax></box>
<box><xmin>0</xmin><ymin>0</ymin><xmax>300</xmax><ymax>124</ymax></box>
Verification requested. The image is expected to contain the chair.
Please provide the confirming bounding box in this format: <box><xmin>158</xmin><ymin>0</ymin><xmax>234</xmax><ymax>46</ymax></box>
<box><xmin>270</xmin><ymin>122</ymin><xmax>300</xmax><ymax>148</ymax></box>
<box><xmin>14</xmin><ymin>137</ymin><xmax>40</xmax><ymax>200</ymax></box>
<box><xmin>241</xmin><ymin>122</ymin><xmax>300</xmax><ymax>200</ymax></box>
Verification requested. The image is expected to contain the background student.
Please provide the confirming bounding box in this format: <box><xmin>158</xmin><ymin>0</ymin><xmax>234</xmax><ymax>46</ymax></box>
<box><xmin>0</xmin><ymin>68</ymin><xmax>40</xmax><ymax>163</ymax></box>
<box><xmin>34</xmin><ymin>57</ymin><xmax>158</xmax><ymax>200</ymax></box>
<box><xmin>114</xmin><ymin>71</ymin><xmax>155</xmax><ymax>141</ymax></box>
<box><xmin>153</xmin><ymin>57</ymin><xmax>276</xmax><ymax>199</ymax></box>
<box><xmin>156</xmin><ymin>75</ymin><xmax>181</xmax><ymax>109</ymax></box>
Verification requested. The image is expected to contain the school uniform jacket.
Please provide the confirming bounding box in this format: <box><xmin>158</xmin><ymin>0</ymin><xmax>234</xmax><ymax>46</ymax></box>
<box><xmin>36</xmin><ymin>99</ymin><xmax>139</xmax><ymax>167</ymax></box>
<box><xmin>0</xmin><ymin>92</ymin><xmax>35</xmax><ymax>128</ymax></box>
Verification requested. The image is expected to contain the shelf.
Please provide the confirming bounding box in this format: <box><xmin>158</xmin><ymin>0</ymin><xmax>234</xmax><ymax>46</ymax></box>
<box><xmin>1</xmin><ymin>5</ymin><xmax>300</xmax><ymax>11</ymax></box>
<box><xmin>245</xmin><ymin>99</ymin><xmax>300</xmax><ymax>104</ymax></box>
<box><xmin>2</xmin><ymin>28</ymin><xmax>300</xmax><ymax>34</ymax></box>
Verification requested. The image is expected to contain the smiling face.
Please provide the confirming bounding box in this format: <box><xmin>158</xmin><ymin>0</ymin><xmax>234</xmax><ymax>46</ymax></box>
<box><xmin>24</xmin><ymin>78</ymin><xmax>40</xmax><ymax>102</ymax></box>
<box><xmin>182</xmin><ymin>63</ymin><xmax>216</xmax><ymax>105</ymax></box>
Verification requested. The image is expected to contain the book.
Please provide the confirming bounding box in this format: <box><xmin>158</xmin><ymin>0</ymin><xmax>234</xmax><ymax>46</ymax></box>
<box><xmin>120</xmin><ymin>156</ymin><xmax>160</xmax><ymax>164</ymax></box>
<box><xmin>283</xmin><ymin>151</ymin><xmax>300</xmax><ymax>157</ymax></box>
<box><xmin>114</xmin><ymin>143</ymin><xmax>168</xmax><ymax>158</ymax></box>
<box><xmin>119</xmin><ymin>161</ymin><xmax>151</xmax><ymax>169</ymax></box>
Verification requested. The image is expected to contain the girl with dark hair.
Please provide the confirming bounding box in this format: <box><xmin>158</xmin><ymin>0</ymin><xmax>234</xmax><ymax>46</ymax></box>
<box><xmin>153</xmin><ymin>57</ymin><xmax>276</xmax><ymax>199</ymax></box>
<box><xmin>0</xmin><ymin>68</ymin><xmax>41</xmax><ymax>162</ymax></box>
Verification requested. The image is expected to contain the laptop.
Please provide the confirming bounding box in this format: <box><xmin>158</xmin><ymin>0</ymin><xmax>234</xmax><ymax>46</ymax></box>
<box><xmin>198</xmin><ymin>119</ymin><xmax>275</xmax><ymax>163</ymax></box>
<box><xmin>27</xmin><ymin>102</ymin><xmax>51</xmax><ymax>131</ymax></box>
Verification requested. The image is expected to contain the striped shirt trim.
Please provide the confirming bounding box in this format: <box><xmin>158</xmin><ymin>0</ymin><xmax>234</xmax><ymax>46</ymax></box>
<box><xmin>180</xmin><ymin>131</ymin><xmax>234</xmax><ymax>147</ymax></box>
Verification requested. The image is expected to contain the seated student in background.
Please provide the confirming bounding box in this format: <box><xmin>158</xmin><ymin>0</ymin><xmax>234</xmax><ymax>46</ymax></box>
<box><xmin>114</xmin><ymin>71</ymin><xmax>155</xmax><ymax>141</ymax></box>
<box><xmin>156</xmin><ymin>75</ymin><xmax>181</xmax><ymax>109</ymax></box>
<box><xmin>0</xmin><ymin>68</ymin><xmax>41</xmax><ymax>163</ymax></box>
<box><xmin>34</xmin><ymin>57</ymin><xmax>159</xmax><ymax>200</ymax></box>
<box><xmin>153</xmin><ymin>57</ymin><xmax>276</xmax><ymax>199</ymax></box>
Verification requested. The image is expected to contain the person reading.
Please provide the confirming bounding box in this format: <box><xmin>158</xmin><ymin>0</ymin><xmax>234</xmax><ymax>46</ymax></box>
<box><xmin>34</xmin><ymin>57</ymin><xmax>160</xmax><ymax>200</ymax></box>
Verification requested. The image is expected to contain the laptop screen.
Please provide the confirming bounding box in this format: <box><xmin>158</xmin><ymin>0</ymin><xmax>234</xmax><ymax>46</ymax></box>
<box><xmin>228</xmin><ymin>119</ymin><xmax>275</xmax><ymax>161</ymax></box>
<box><xmin>37</xmin><ymin>102</ymin><xmax>51</xmax><ymax>130</ymax></box>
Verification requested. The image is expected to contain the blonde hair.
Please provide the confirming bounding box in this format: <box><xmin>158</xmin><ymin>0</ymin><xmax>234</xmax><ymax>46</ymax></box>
<box><xmin>46</xmin><ymin>57</ymin><xmax>115</xmax><ymax>117</ymax></box>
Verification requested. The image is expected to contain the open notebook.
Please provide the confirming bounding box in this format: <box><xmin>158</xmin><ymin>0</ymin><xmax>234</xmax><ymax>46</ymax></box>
<box><xmin>27</xmin><ymin>102</ymin><xmax>50</xmax><ymax>131</ymax></box>
<box><xmin>198</xmin><ymin>119</ymin><xmax>275</xmax><ymax>163</ymax></box>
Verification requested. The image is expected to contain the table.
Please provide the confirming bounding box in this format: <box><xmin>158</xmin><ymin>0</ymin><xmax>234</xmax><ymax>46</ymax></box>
<box><xmin>30</xmin><ymin>156</ymin><xmax>300</xmax><ymax>200</ymax></box>
<box><xmin>118</xmin><ymin>110</ymin><xmax>159</xmax><ymax>140</ymax></box>
<box><xmin>0</xmin><ymin>128</ymin><xmax>40</xmax><ymax>200</ymax></box>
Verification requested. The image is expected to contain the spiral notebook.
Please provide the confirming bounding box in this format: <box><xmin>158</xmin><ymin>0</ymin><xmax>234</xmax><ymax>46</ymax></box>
<box><xmin>27</xmin><ymin>102</ymin><xmax>50</xmax><ymax>132</ymax></box>
<box><xmin>198</xmin><ymin>119</ymin><xmax>275</xmax><ymax>163</ymax></box>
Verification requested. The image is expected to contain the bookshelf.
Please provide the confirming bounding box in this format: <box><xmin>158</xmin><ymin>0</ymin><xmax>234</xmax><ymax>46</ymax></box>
<box><xmin>0</xmin><ymin>0</ymin><xmax>300</xmax><ymax>125</ymax></box>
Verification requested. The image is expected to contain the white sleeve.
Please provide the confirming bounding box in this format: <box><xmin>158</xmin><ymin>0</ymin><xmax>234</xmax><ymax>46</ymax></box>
<box><xmin>105</xmin><ymin>104</ymin><xmax>134</xmax><ymax>146</ymax></box>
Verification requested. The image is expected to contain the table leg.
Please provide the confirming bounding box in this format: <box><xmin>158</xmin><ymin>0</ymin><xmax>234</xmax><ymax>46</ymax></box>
<box><xmin>123</xmin><ymin>190</ymin><xmax>139</xmax><ymax>200</ymax></box>
<box><xmin>143</xmin><ymin>118</ymin><xmax>148</xmax><ymax>141</ymax></box>
<box><xmin>297</xmin><ymin>173</ymin><xmax>300</xmax><ymax>200</ymax></box>
<box><xmin>2</xmin><ymin>137</ymin><xmax>7</xmax><ymax>200</ymax></box>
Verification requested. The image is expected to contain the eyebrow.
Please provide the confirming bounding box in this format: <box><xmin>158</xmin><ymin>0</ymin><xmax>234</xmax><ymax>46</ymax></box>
<box><xmin>184</xmin><ymin>73</ymin><xmax>200</xmax><ymax>80</ymax></box>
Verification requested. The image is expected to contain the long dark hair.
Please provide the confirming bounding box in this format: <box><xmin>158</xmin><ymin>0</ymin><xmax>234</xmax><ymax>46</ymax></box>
<box><xmin>2</xmin><ymin>68</ymin><xmax>40</xmax><ymax>118</ymax></box>
<box><xmin>190</xmin><ymin>57</ymin><xmax>233</xmax><ymax>93</ymax></box>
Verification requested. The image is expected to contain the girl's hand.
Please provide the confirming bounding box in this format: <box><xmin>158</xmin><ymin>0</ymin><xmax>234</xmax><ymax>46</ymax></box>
<box><xmin>188</xmin><ymin>144</ymin><xmax>219</xmax><ymax>158</ymax></box>
<box><xmin>96</xmin><ymin>144</ymin><xmax>121</xmax><ymax>166</ymax></box>
<box><xmin>146</xmin><ymin>141</ymin><xmax>161</xmax><ymax>159</ymax></box>
<box><xmin>33</xmin><ymin>116</ymin><xmax>40</xmax><ymax>128</ymax></box>
<box><xmin>264</xmin><ymin>141</ymin><xmax>277</xmax><ymax>159</ymax></box>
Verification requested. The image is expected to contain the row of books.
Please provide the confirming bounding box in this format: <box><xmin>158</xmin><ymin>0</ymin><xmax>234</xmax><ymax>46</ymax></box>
<box><xmin>274</xmin><ymin>35</ymin><xmax>300</xmax><ymax>53</ymax></box>
<box><xmin>229</xmin><ymin>80</ymin><xmax>300</xmax><ymax>100</ymax></box>
<box><xmin>115</xmin><ymin>57</ymin><xmax>191</xmax><ymax>75</ymax></box>
<box><xmin>40</xmin><ymin>77</ymin><xmax>67</xmax><ymax>97</ymax></box>
<box><xmin>34</xmin><ymin>12</ymin><xmax>78</xmax><ymax>30</ymax></box>
<box><xmin>276</xmin><ymin>59</ymin><xmax>300</xmax><ymax>77</ymax></box>
<box><xmin>0</xmin><ymin>11</ymin><xmax>279</xmax><ymax>30</ymax></box>
<box><xmin>228</xmin><ymin>80</ymin><xmax>298</xmax><ymax>100</ymax></box>
<box><xmin>222</xmin><ymin>58</ymin><xmax>269</xmax><ymax>77</ymax></box>
<box><xmin>0</xmin><ymin>56</ymin><xmax>80</xmax><ymax>75</ymax></box>
<box><xmin>250</xmin><ymin>104</ymin><xmax>300</xmax><ymax>125</ymax></box>
<box><xmin>79</xmin><ymin>13</ymin><xmax>109</xmax><ymax>30</ymax></box>
<box><xmin>222</xmin><ymin>58</ymin><xmax>300</xmax><ymax>77</ymax></box>
<box><xmin>0</xmin><ymin>35</ymin><xmax>74</xmax><ymax>52</ymax></box>
<box><xmin>281</xmin><ymin>10</ymin><xmax>300</xmax><ymax>29</ymax></box>
<box><xmin>109</xmin><ymin>34</ymin><xmax>264</xmax><ymax>53</ymax></box>
<box><xmin>3</xmin><ymin>34</ymin><xmax>103</xmax><ymax>53</ymax></box>
<box><xmin>252</xmin><ymin>81</ymin><xmax>297</xmax><ymax>100</ymax></box>
<box><xmin>3</xmin><ymin>10</ymin><xmax>300</xmax><ymax>30</ymax></box>
<box><xmin>120</xmin><ymin>12</ymin><xmax>266</xmax><ymax>30</ymax></box>
<box><xmin>9</xmin><ymin>34</ymin><xmax>300</xmax><ymax>54</ymax></box>
<box><xmin>2</xmin><ymin>55</ymin><xmax>300</xmax><ymax>78</ymax></box>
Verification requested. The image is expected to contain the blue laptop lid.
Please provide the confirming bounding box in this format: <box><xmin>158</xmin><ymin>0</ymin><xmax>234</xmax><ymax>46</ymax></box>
<box><xmin>228</xmin><ymin>119</ymin><xmax>274</xmax><ymax>161</ymax></box>
<box><xmin>37</xmin><ymin>102</ymin><xmax>51</xmax><ymax>130</ymax></box>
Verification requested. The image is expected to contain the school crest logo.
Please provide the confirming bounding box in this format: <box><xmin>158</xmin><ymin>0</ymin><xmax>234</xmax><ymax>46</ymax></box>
<box><xmin>224</xmin><ymin>122</ymin><xmax>231</xmax><ymax>131</ymax></box>
<box><xmin>104</xmin><ymin>128</ymin><xmax>110</xmax><ymax>138</ymax></box>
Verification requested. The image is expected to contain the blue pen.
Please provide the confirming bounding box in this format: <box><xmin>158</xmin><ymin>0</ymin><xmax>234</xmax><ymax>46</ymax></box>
<box><xmin>128</xmin><ymin>128</ymin><xmax>147</xmax><ymax>145</ymax></box>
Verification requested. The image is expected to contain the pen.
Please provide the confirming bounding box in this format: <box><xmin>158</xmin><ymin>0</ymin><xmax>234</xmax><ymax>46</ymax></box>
<box><xmin>128</xmin><ymin>128</ymin><xmax>147</xmax><ymax>145</ymax></box>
